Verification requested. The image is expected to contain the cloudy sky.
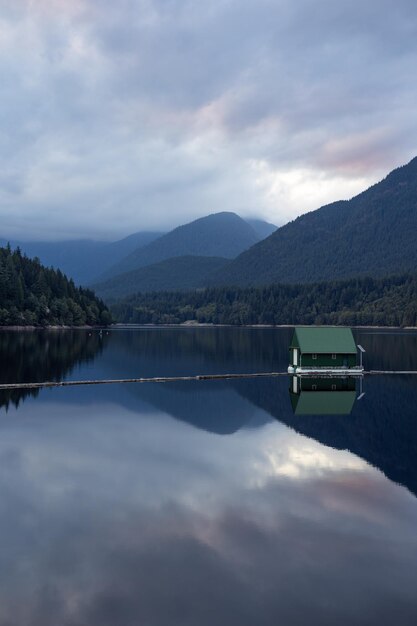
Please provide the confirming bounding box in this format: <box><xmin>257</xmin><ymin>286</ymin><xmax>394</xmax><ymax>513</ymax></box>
<box><xmin>1</xmin><ymin>0</ymin><xmax>416</xmax><ymax>240</ymax></box>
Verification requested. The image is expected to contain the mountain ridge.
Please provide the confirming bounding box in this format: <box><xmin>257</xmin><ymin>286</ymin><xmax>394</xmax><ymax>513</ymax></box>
<box><xmin>211</xmin><ymin>156</ymin><xmax>417</xmax><ymax>286</ymax></box>
<box><xmin>97</xmin><ymin>212</ymin><xmax>262</xmax><ymax>281</ymax></box>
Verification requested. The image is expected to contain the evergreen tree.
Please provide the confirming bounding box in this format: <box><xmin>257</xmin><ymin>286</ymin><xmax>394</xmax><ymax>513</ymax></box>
<box><xmin>0</xmin><ymin>245</ymin><xmax>112</xmax><ymax>327</ymax></box>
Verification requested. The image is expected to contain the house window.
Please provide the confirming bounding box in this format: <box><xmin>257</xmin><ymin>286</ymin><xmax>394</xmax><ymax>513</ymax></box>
<box><xmin>332</xmin><ymin>354</ymin><xmax>337</xmax><ymax>360</ymax></box>
<box><xmin>312</xmin><ymin>354</ymin><xmax>317</xmax><ymax>360</ymax></box>
<box><xmin>332</xmin><ymin>384</ymin><xmax>337</xmax><ymax>390</ymax></box>
<box><xmin>312</xmin><ymin>384</ymin><xmax>317</xmax><ymax>390</ymax></box>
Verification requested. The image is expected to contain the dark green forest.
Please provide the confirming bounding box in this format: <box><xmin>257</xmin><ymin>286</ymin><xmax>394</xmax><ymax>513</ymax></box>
<box><xmin>111</xmin><ymin>273</ymin><xmax>417</xmax><ymax>327</ymax></box>
<box><xmin>0</xmin><ymin>245</ymin><xmax>112</xmax><ymax>326</ymax></box>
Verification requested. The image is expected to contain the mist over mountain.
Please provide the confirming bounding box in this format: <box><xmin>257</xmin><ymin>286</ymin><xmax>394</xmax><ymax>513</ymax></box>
<box><xmin>212</xmin><ymin>157</ymin><xmax>417</xmax><ymax>286</ymax></box>
<box><xmin>245</xmin><ymin>219</ymin><xmax>277</xmax><ymax>239</ymax></box>
<box><xmin>98</xmin><ymin>212</ymin><xmax>262</xmax><ymax>281</ymax></box>
<box><xmin>0</xmin><ymin>232</ymin><xmax>163</xmax><ymax>286</ymax></box>
<box><xmin>1</xmin><ymin>213</ymin><xmax>276</xmax><ymax>288</ymax></box>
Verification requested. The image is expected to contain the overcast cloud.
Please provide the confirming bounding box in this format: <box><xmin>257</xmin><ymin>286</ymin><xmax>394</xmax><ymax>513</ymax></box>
<box><xmin>0</xmin><ymin>0</ymin><xmax>416</xmax><ymax>240</ymax></box>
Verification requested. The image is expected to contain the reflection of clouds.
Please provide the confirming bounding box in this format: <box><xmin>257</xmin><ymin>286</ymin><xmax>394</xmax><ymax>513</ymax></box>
<box><xmin>0</xmin><ymin>401</ymin><xmax>369</xmax><ymax>511</ymax></box>
<box><xmin>263</xmin><ymin>442</ymin><xmax>365</xmax><ymax>481</ymax></box>
<box><xmin>0</xmin><ymin>399</ymin><xmax>416</xmax><ymax>624</ymax></box>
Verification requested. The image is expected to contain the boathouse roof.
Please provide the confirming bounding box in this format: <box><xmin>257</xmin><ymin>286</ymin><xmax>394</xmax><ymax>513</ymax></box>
<box><xmin>290</xmin><ymin>327</ymin><xmax>357</xmax><ymax>354</ymax></box>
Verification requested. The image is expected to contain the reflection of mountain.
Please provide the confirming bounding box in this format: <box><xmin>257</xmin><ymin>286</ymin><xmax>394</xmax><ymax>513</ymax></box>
<box><xmin>5</xmin><ymin>327</ymin><xmax>417</xmax><ymax>493</ymax></box>
<box><xmin>92</xmin><ymin>329</ymin><xmax>279</xmax><ymax>434</ymax></box>
<box><xmin>95</xmin><ymin>331</ymin><xmax>417</xmax><ymax>486</ymax></box>
<box><xmin>81</xmin><ymin>329</ymin><xmax>417</xmax><ymax>493</ymax></box>
<box><xmin>0</xmin><ymin>331</ymin><xmax>108</xmax><ymax>411</ymax></box>
<box><xmin>234</xmin><ymin>376</ymin><xmax>417</xmax><ymax>498</ymax></box>
<box><xmin>130</xmin><ymin>381</ymin><xmax>257</xmax><ymax>434</ymax></box>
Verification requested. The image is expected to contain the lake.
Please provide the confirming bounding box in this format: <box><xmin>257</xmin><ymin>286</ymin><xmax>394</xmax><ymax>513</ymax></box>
<box><xmin>0</xmin><ymin>327</ymin><xmax>417</xmax><ymax>625</ymax></box>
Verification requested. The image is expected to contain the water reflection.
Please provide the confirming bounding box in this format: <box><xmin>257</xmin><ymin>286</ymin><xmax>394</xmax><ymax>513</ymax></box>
<box><xmin>289</xmin><ymin>376</ymin><xmax>357</xmax><ymax>415</ymax></box>
<box><xmin>0</xmin><ymin>328</ymin><xmax>417</xmax><ymax>624</ymax></box>
<box><xmin>1</xmin><ymin>328</ymin><xmax>417</xmax><ymax>498</ymax></box>
<box><xmin>355</xmin><ymin>329</ymin><xmax>417</xmax><ymax>371</ymax></box>
<box><xmin>235</xmin><ymin>375</ymin><xmax>417</xmax><ymax>498</ymax></box>
<box><xmin>0</xmin><ymin>330</ymin><xmax>107</xmax><ymax>410</ymax></box>
<box><xmin>0</xmin><ymin>399</ymin><xmax>416</xmax><ymax>625</ymax></box>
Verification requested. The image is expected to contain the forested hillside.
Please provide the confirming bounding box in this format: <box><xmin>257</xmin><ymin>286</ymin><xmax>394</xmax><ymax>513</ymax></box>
<box><xmin>213</xmin><ymin>156</ymin><xmax>417</xmax><ymax>286</ymax></box>
<box><xmin>0</xmin><ymin>245</ymin><xmax>111</xmax><ymax>326</ymax></box>
<box><xmin>94</xmin><ymin>256</ymin><xmax>228</xmax><ymax>300</ymax></box>
<box><xmin>111</xmin><ymin>273</ymin><xmax>417</xmax><ymax>327</ymax></box>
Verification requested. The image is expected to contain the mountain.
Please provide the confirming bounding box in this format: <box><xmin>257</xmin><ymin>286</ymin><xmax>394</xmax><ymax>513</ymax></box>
<box><xmin>0</xmin><ymin>245</ymin><xmax>111</xmax><ymax>326</ymax></box>
<box><xmin>0</xmin><ymin>231</ymin><xmax>163</xmax><ymax>285</ymax></box>
<box><xmin>93</xmin><ymin>256</ymin><xmax>229</xmax><ymax>300</ymax></box>
<box><xmin>212</xmin><ymin>157</ymin><xmax>417</xmax><ymax>286</ymax></box>
<box><xmin>245</xmin><ymin>218</ymin><xmax>277</xmax><ymax>239</ymax></box>
<box><xmin>99</xmin><ymin>212</ymin><xmax>261</xmax><ymax>281</ymax></box>
<box><xmin>1</xmin><ymin>214</ymin><xmax>275</xmax><ymax>287</ymax></box>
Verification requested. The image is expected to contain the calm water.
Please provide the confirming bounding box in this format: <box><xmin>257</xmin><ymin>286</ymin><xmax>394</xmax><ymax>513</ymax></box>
<box><xmin>0</xmin><ymin>327</ymin><xmax>417</xmax><ymax>625</ymax></box>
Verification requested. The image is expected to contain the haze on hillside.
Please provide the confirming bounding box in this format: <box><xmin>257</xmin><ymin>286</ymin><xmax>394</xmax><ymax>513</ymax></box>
<box><xmin>93</xmin><ymin>156</ymin><xmax>417</xmax><ymax>301</ymax></box>
<box><xmin>3</xmin><ymin>212</ymin><xmax>276</xmax><ymax>285</ymax></box>
<box><xmin>0</xmin><ymin>1</ymin><xmax>416</xmax><ymax>241</ymax></box>
<box><xmin>97</xmin><ymin>212</ymin><xmax>264</xmax><ymax>281</ymax></box>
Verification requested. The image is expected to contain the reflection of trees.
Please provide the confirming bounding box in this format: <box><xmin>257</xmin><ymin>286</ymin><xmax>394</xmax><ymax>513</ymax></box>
<box><xmin>0</xmin><ymin>331</ymin><xmax>108</xmax><ymax>411</ymax></box>
<box><xmin>101</xmin><ymin>328</ymin><xmax>417</xmax><ymax>378</ymax></box>
<box><xmin>354</xmin><ymin>331</ymin><xmax>417</xmax><ymax>371</ymax></box>
<box><xmin>107</xmin><ymin>327</ymin><xmax>292</xmax><ymax>376</ymax></box>
<box><xmin>3</xmin><ymin>327</ymin><xmax>417</xmax><ymax>499</ymax></box>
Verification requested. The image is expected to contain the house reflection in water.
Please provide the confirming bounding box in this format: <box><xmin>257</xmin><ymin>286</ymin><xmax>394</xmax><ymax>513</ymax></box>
<box><xmin>289</xmin><ymin>376</ymin><xmax>357</xmax><ymax>415</ymax></box>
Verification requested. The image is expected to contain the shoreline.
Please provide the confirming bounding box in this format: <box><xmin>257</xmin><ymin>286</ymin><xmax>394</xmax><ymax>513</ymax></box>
<box><xmin>2</xmin><ymin>323</ymin><xmax>416</xmax><ymax>331</ymax></box>
<box><xmin>113</xmin><ymin>323</ymin><xmax>417</xmax><ymax>330</ymax></box>
<box><xmin>0</xmin><ymin>325</ymin><xmax>110</xmax><ymax>331</ymax></box>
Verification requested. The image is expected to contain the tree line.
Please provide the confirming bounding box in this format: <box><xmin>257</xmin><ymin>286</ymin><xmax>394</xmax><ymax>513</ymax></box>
<box><xmin>111</xmin><ymin>273</ymin><xmax>417</xmax><ymax>327</ymax></box>
<box><xmin>0</xmin><ymin>245</ymin><xmax>112</xmax><ymax>326</ymax></box>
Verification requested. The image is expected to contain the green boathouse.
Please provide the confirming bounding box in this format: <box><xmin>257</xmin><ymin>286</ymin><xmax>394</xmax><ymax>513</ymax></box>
<box><xmin>289</xmin><ymin>327</ymin><xmax>358</xmax><ymax>372</ymax></box>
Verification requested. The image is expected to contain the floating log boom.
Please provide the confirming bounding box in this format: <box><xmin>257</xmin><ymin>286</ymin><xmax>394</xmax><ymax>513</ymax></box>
<box><xmin>0</xmin><ymin>370</ymin><xmax>417</xmax><ymax>391</ymax></box>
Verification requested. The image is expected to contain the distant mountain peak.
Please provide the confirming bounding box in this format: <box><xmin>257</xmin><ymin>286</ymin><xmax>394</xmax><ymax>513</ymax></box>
<box><xmin>98</xmin><ymin>211</ymin><xmax>261</xmax><ymax>281</ymax></box>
